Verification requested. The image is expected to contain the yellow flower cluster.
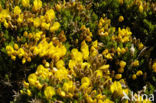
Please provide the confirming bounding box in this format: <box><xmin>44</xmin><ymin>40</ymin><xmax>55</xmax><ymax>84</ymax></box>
<box><xmin>0</xmin><ymin>9</ymin><xmax>10</xmax><ymax>27</ymax></box>
<box><xmin>98</xmin><ymin>17</ymin><xmax>112</xmax><ymax>36</ymax></box>
<box><xmin>22</xmin><ymin>0</ymin><xmax>30</xmax><ymax>7</ymax></box>
<box><xmin>117</xmin><ymin>27</ymin><xmax>132</xmax><ymax>43</ymax></box>
<box><xmin>81</xmin><ymin>40</ymin><xmax>89</xmax><ymax>60</ymax></box>
<box><xmin>31</xmin><ymin>9</ymin><xmax>60</xmax><ymax>31</ymax></box>
<box><xmin>80</xmin><ymin>77</ymin><xmax>90</xmax><ymax>89</ymax></box>
<box><xmin>90</xmin><ymin>40</ymin><xmax>99</xmax><ymax>57</ymax></box>
<box><xmin>14</xmin><ymin>6</ymin><xmax>21</xmax><ymax>15</ymax></box>
<box><xmin>55</xmin><ymin>68</ymin><xmax>68</xmax><ymax>81</ymax></box>
<box><xmin>102</xmin><ymin>49</ymin><xmax>113</xmax><ymax>60</ymax></box>
<box><xmin>2</xmin><ymin>1</ymin><xmax>152</xmax><ymax>102</ymax></box>
<box><xmin>132</xmin><ymin>70</ymin><xmax>143</xmax><ymax>80</ymax></box>
<box><xmin>69</xmin><ymin>40</ymin><xmax>90</xmax><ymax>73</ymax></box>
<box><xmin>44</xmin><ymin>86</ymin><xmax>55</xmax><ymax>99</ymax></box>
<box><xmin>132</xmin><ymin>60</ymin><xmax>139</xmax><ymax>67</ymax></box>
<box><xmin>33</xmin><ymin>39</ymin><xmax>66</xmax><ymax>60</ymax></box>
<box><xmin>117</xmin><ymin>60</ymin><xmax>126</xmax><ymax>73</ymax></box>
<box><xmin>110</xmin><ymin>81</ymin><xmax>129</xmax><ymax>97</ymax></box>
<box><xmin>33</xmin><ymin>0</ymin><xmax>42</xmax><ymax>11</ymax></box>
<box><xmin>20</xmin><ymin>34</ymin><xmax>132</xmax><ymax>102</ymax></box>
<box><xmin>24</xmin><ymin>63</ymin><xmax>69</xmax><ymax>98</ymax></box>
<box><xmin>4</xmin><ymin>4</ymin><xmax>62</xmax><ymax>64</ymax></box>
<box><xmin>116</xmin><ymin>47</ymin><xmax>127</xmax><ymax>55</ymax></box>
<box><xmin>6</xmin><ymin>34</ymin><xmax>66</xmax><ymax>64</ymax></box>
<box><xmin>6</xmin><ymin>45</ymin><xmax>26</xmax><ymax>63</ymax></box>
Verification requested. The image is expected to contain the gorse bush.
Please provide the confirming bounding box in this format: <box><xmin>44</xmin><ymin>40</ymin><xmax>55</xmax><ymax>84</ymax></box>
<box><xmin>0</xmin><ymin>0</ymin><xmax>155</xmax><ymax>103</ymax></box>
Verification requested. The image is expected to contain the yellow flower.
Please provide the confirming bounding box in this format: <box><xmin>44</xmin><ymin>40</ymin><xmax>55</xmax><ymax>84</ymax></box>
<box><xmin>36</xmin><ymin>65</ymin><xmax>45</xmax><ymax>74</ymax></box>
<box><xmin>20</xmin><ymin>90</ymin><xmax>24</xmax><ymax>94</ymax></box>
<box><xmin>23</xmin><ymin>31</ymin><xmax>28</xmax><ymax>37</ymax></box>
<box><xmin>110</xmin><ymin>81</ymin><xmax>122</xmax><ymax>93</ymax></box>
<box><xmin>132</xmin><ymin>60</ymin><xmax>139</xmax><ymax>67</ymax></box>
<box><xmin>98</xmin><ymin>64</ymin><xmax>110</xmax><ymax>70</ymax></box>
<box><xmin>117</xmin><ymin>47</ymin><xmax>121</xmax><ymax>54</ymax></box>
<box><xmin>41</xmin><ymin>22</ymin><xmax>50</xmax><ymax>30</ymax></box>
<box><xmin>4</xmin><ymin>20</ymin><xmax>9</xmax><ymax>28</ymax></box>
<box><xmin>45</xmin><ymin>62</ymin><xmax>50</xmax><ymax>68</ymax></box>
<box><xmin>81</xmin><ymin>62</ymin><xmax>90</xmax><ymax>69</ymax></box>
<box><xmin>115</xmin><ymin>74</ymin><xmax>122</xmax><ymax>79</ymax></box>
<box><xmin>34</xmin><ymin>31</ymin><xmax>43</xmax><ymax>41</ymax></box>
<box><xmin>118</xmin><ymin>16</ymin><xmax>124</xmax><ymax>22</ymax></box>
<box><xmin>71</xmin><ymin>48</ymin><xmax>83</xmax><ymax>62</ymax></box>
<box><xmin>14</xmin><ymin>43</ymin><xmax>19</xmax><ymax>50</ymax></box>
<box><xmin>28</xmin><ymin>33</ymin><xmax>33</xmax><ymax>39</ymax></box>
<box><xmin>36</xmin><ymin>65</ymin><xmax>50</xmax><ymax>79</ymax></box>
<box><xmin>80</xmin><ymin>77</ymin><xmax>90</xmax><ymax>89</ymax></box>
<box><xmin>81</xmin><ymin>40</ymin><xmax>89</xmax><ymax>60</ymax></box>
<box><xmin>27</xmin><ymin>17</ymin><xmax>33</xmax><ymax>23</ymax></box>
<box><xmin>63</xmin><ymin>81</ymin><xmax>73</xmax><ymax>92</ymax></box>
<box><xmin>119</xmin><ymin>60</ymin><xmax>126</xmax><ymax>68</ymax></box>
<box><xmin>55</xmin><ymin>68</ymin><xmax>68</xmax><ymax>81</ymax></box>
<box><xmin>22</xmin><ymin>58</ymin><xmax>26</xmax><ymax>64</ymax></box>
<box><xmin>22</xmin><ymin>0</ymin><xmax>30</xmax><ymax>7</ymax></box>
<box><xmin>27</xmin><ymin>89</ymin><xmax>32</xmax><ymax>96</ymax></box>
<box><xmin>152</xmin><ymin>62</ymin><xmax>156</xmax><ymax>72</ymax></box>
<box><xmin>6</xmin><ymin>45</ymin><xmax>14</xmax><ymax>55</ymax></box>
<box><xmin>136</xmin><ymin>70</ymin><xmax>143</xmax><ymax>76</ymax></box>
<box><xmin>17</xmin><ymin>14</ymin><xmax>24</xmax><ymax>23</ymax></box>
<box><xmin>90</xmin><ymin>47</ymin><xmax>98</xmax><ymax>57</ymax></box>
<box><xmin>14</xmin><ymin>6</ymin><xmax>21</xmax><ymax>15</ymax></box>
<box><xmin>102</xmin><ymin>49</ymin><xmax>109</xmax><ymax>55</ymax></box>
<box><xmin>27</xmin><ymin>57</ymin><xmax>31</xmax><ymax>62</ymax></box>
<box><xmin>138</xmin><ymin>42</ymin><xmax>144</xmax><ymax>50</ymax></box>
<box><xmin>96</xmin><ymin>94</ymin><xmax>103</xmax><ymax>100</ymax></box>
<box><xmin>104</xmin><ymin>53</ymin><xmax>113</xmax><ymax>60</ymax></box>
<box><xmin>57</xmin><ymin>88</ymin><xmax>66</xmax><ymax>97</ymax></box>
<box><xmin>69</xmin><ymin>60</ymin><xmax>77</xmax><ymax>70</ymax></box>
<box><xmin>33</xmin><ymin>17</ymin><xmax>41</xmax><ymax>28</ymax></box>
<box><xmin>101</xmin><ymin>32</ymin><xmax>108</xmax><ymax>36</ymax></box>
<box><xmin>51</xmin><ymin>44</ymin><xmax>67</xmax><ymax>60</ymax></box>
<box><xmin>121</xmin><ymin>48</ymin><xmax>126</xmax><ymax>54</ymax></box>
<box><xmin>55</xmin><ymin>4</ymin><xmax>62</xmax><ymax>11</ymax></box>
<box><xmin>0</xmin><ymin>9</ymin><xmax>10</xmax><ymax>20</ymax></box>
<box><xmin>36</xmin><ymin>81</ymin><xmax>43</xmax><ymax>89</ymax></box>
<box><xmin>44</xmin><ymin>86</ymin><xmax>55</xmax><ymax>99</ymax></box>
<box><xmin>50</xmin><ymin>22</ymin><xmax>60</xmax><ymax>32</ymax></box>
<box><xmin>92</xmin><ymin>40</ymin><xmax>98</xmax><ymax>48</ymax></box>
<box><xmin>132</xmin><ymin>74</ymin><xmax>137</xmax><ymax>80</ymax></box>
<box><xmin>23</xmin><ymin>81</ymin><xmax>29</xmax><ymax>88</ymax></box>
<box><xmin>11</xmin><ymin>55</ymin><xmax>16</xmax><ymax>61</ymax></box>
<box><xmin>56</xmin><ymin>60</ymin><xmax>65</xmax><ymax>69</ymax></box>
<box><xmin>33</xmin><ymin>0</ymin><xmax>42</xmax><ymax>11</ymax></box>
<box><xmin>99</xmin><ymin>17</ymin><xmax>105</xmax><ymax>24</ymax></box>
<box><xmin>95</xmin><ymin>70</ymin><xmax>103</xmax><ymax>78</ymax></box>
<box><xmin>17</xmin><ymin>48</ymin><xmax>25</xmax><ymax>58</ymax></box>
<box><xmin>139</xmin><ymin>4</ymin><xmax>143</xmax><ymax>13</ymax></box>
<box><xmin>28</xmin><ymin>73</ymin><xmax>37</xmax><ymax>86</ymax></box>
<box><xmin>45</xmin><ymin>9</ymin><xmax>55</xmax><ymax>22</ymax></box>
